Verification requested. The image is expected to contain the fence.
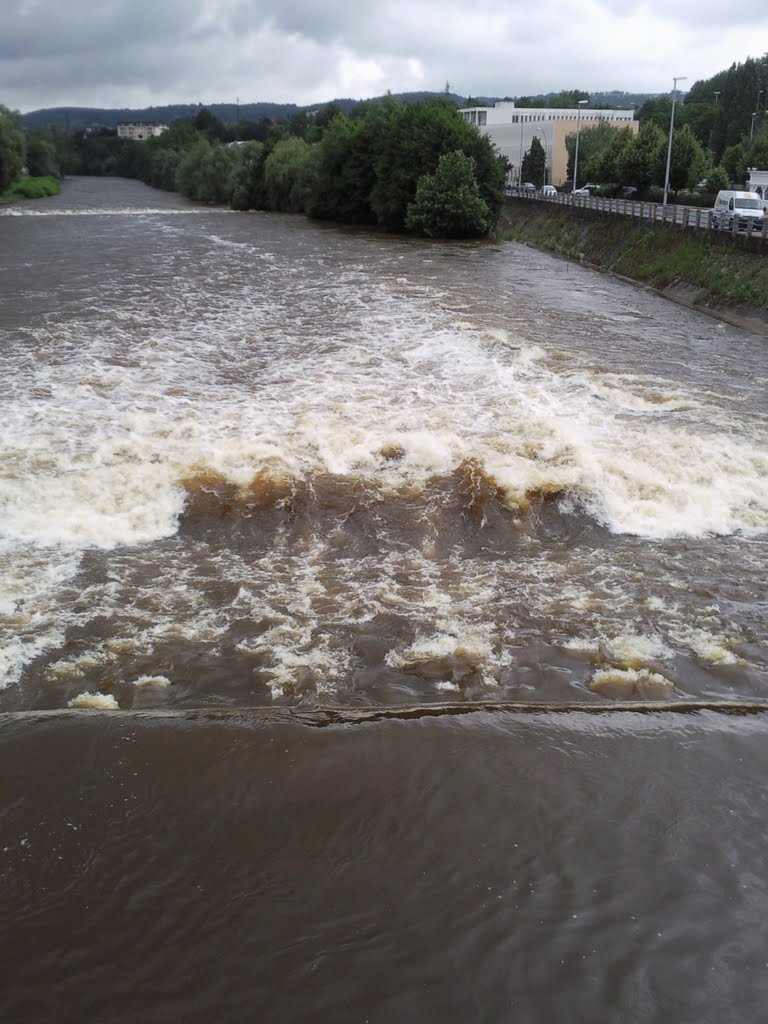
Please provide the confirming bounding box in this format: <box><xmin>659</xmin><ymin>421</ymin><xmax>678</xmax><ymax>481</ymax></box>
<box><xmin>508</xmin><ymin>189</ymin><xmax>768</xmax><ymax>241</ymax></box>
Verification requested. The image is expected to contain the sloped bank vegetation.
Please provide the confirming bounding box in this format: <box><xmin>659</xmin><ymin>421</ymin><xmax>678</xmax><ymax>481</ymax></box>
<box><xmin>498</xmin><ymin>200</ymin><xmax>768</xmax><ymax>333</ymax></box>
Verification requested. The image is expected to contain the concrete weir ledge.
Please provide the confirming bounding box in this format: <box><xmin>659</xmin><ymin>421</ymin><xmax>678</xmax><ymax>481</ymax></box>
<box><xmin>3</xmin><ymin>700</ymin><xmax>768</xmax><ymax>726</ymax></box>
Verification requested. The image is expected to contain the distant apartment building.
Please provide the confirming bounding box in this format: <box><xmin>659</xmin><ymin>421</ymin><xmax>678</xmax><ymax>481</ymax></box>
<box><xmin>459</xmin><ymin>101</ymin><xmax>639</xmax><ymax>186</ymax></box>
<box><xmin>116</xmin><ymin>122</ymin><xmax>169</xmax><ymax>141</ymax></box>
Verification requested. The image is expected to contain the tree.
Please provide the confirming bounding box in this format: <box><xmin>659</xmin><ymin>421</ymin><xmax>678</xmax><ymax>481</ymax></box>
<box><xmin>229</xmin><ymin>141</ymin><xmax>268</xmax><ymax>210</ymax></box>
<box><xmin>652</xmin><ymin>124</ymin><xmax>706</xmax><ymax>192</ymax></box>
<box><xmin>263</xmin><ymin>136</ymin><xmax>317</xmax><ymax>212</ymax></box>
<box><xmin>405</xmin><ymin>151</ymin><xmax>492</xmax><ymax>238</ymax></box>
<box><xmin>25</xmin><ymin>133</ymin><xmax>60</xmax><ymax>177</ymax></box>
<box><xmin>174</xmin><ymin>138</ymin><xmax>211</xmax><ymax>199</ymax></box>
<box><xmin>565</xmin><ymin>120</ymin><xmax>618</xmax><ymax>182</ymax></box>
<box><xmin>305</xmin><ymin>111</ymin><xmax>380</xmax><ymax>224</ymax></box>
<box><xmin>721</xmin><ymin>143</ymin><xmax>747</xmax><ymax>185</ymax></box>
<box><xmin>193</xmin><ymin>108</ymin><xmax>226</xmax><ymax>141</ymax></box>
<box><xmin>198</xmin><ymin>146</ymin><xmax>238</xmax><ymax>204</ymax></box>
<box><xmin>521</xmin><ymin>136</ymin><xmax>545</xmax><ymax>187</ymax></box>
<box><xmin>702</xmin><ymin>166</ymin><xmax>730</xmax><ymax>192</ymax></box>
<box><xmin>0</xmin><ymin>105</ymin><xmax>26</xmax><ymax>190</ymax></box>
<box><xmin>589</xmin><ymin>127</ymin><xmax>634</xmax><ymax>184</ymax></box>
<box><xmin>616</xmin><ymin>121</ymin><xmax>665</xmax><ymax>191</ymax></box>
<box><xmin>370</xmin><ymin>98</ymin><xmax>504</xmax><ymax>232</ymax></box>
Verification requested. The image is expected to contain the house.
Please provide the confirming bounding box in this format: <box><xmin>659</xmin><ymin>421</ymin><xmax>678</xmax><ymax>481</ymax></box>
<box><xmin>116</xmin><ymin>122</ymin><xmax>169</xmax><ymax>141</ymax></box>
<box><xmin>459</xmin><ymin>100</ymin><xmax>639</xmax><ymax>187</ymax></box>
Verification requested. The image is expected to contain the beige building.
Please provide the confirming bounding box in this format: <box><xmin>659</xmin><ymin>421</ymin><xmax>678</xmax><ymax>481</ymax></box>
<box><xmin>459</xmin><ymin>101</ymin><xmax>638</xmax><ymax>186</ymax></box>
<box><xmin>116</xmin><ymin>122</ymin><xmax>169</xmax><ymax>141</ymax></box>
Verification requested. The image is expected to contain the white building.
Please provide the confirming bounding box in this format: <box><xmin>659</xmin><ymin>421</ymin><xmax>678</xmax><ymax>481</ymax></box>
<box><xmin>459</xmin><ymin>101</ymin><xmax>638</xmax><ymax>187</ymax></box>
<box><xmin>747</xmin><ymin>168</ymin><xmax>768</xmax><ymax>202</ymax></box>
<box><xmin>116</xmin><ymin>122</ymin><xmax>169</xmax><ymax>141</ymax></box>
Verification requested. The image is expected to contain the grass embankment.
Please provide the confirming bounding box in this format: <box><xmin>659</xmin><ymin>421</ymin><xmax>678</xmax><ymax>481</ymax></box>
<box><xmin>497</xmin><ymin>201</ymin><xmax>768</xmax><ymax>316</ymax></box>
<box><xmin>0</xmin><ymin>176</ymin><xmax>60</xmax><ymax>204</ymax></box>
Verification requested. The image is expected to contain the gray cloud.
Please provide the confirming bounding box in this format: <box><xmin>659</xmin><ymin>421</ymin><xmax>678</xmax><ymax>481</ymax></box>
<box><xmin>1</xmin><ymin>0</ymin><xmax>766</xmax><ymax>112</ymax></box>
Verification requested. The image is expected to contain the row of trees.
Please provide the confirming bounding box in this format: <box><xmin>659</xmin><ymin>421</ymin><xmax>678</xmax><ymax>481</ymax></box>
<box><xmin>63</xmin><ymin>99</ymin><xmax>507</xmax><ymax>238</ymax></box>
<box><xmin>564</xmin><ymin>121</ymin><xmax>727</xmax><ymax>195</ymax></box>
<box><xmin>514</xmin><ymin>54</ymin><xmax>768</xmax><ymax>196</ymax></box>
<box><xmin>550</xmin><ymin>59</ymin><xmax>768</xmax><ymax>197</ymax></box>
<box><xmin>642</xmin><ymin>55</ymin><xmax>768</xmax><ymax>161</ymax></box>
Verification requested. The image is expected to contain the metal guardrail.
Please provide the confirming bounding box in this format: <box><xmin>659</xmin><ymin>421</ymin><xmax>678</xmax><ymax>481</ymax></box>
<box><xmin>507</xmin><ymin>189</ymin><xmax>768</xmax><ymax>240</ymax></box>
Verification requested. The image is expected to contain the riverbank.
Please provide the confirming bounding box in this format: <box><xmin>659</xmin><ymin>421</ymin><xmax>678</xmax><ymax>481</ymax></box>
<box><xmin>0</xmin><ymin>175</ymin><xmax>60</xmax><ymax>204</ymax></box>
<box><xmin>496</xmin><ymin>200</ymin><xmax>768</xmax><ymax>336</ymax></box>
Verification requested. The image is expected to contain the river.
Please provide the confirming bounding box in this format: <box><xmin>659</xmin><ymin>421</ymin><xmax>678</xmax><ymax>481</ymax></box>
<box><xmin>1</xmin><ymin>177</ymin><xmax>767</xmax><ymax>1021</ymax></box>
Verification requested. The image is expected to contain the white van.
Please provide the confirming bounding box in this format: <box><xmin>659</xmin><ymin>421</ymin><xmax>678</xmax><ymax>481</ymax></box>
<box><xmin>712</xmin><ymin>190</ymin><xmax>765</xmax><ymax>231</ymax></box>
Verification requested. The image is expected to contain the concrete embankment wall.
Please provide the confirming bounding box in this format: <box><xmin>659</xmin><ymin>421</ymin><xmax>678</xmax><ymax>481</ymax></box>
<box><xmin>496</xmin><ymin>199</ymin><xmax>768</xmax><ymax>337</ymax></box>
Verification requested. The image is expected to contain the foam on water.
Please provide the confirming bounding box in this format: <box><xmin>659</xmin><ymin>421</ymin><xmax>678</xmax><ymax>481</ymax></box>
<box><xmin>2</xmin><ymin>193</ymin><xmax>767</xmax><ymax>697</ymax></box>
<box><xmin>66</xmin><ymin>691</ymin><xmax>119</xmax><ymax>709</ymax></box>
<box><xmin>2</xmin><ymin>273</ymin><xmax>766</xmax><ymax>554</ymax></box>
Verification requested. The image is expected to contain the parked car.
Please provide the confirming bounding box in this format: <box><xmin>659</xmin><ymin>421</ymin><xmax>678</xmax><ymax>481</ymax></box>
<box><xmin>572</xmin><ymin>187</ymin><xmax>591</xmax><ymax>196</ymax></box>
<box><xmin>540</xmin><ymin>184</ymin><xmax>557</xmax><ymax>195</ymax></box>
<box><xmin>521</xmin><ymin>182</ymin><xmax>536</xmax><ymax>191</ymax></box>
<box><xmin>621</xmin><ymin>186</ymin><xmax>638</xmax><ymax>196</ymax></box>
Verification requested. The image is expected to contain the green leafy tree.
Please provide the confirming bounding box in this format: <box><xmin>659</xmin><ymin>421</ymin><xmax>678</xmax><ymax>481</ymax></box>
<box><xmin>653</xmin><ymin>124</ymin><xmax>705</xmax><ymax>192</ymax></box>
<box><xmin>521</xmin><ymin>136</ymin><xmax>546</xmax><ymax>187</ymax></box>
<box><xmin>703</xmin><ymin>166</ymin><xmax>730</xmax><ymax>192</ymax></box>
<box><xmin>305</xmin><ymin>111</ymin><xmax>380</xmax><ymax>223</ymax></box>
<box><xmin>25</xmin><ymin>133</ymin><xmax>60</xmax><ymax>177</ymax></box>
<box><xmin>263</xmin><ymin>136</ymin><xmax>317</xmax><ymax>212</ymax></box>
<box><xmin>405</xmin><ymin>150</ymin><xmax>492</xmax><ymax>237</ymax></box>
<box><xmin>229</xmin><ymin>141</ymin><xmax>268</xmax><ymax>210</ymax></box>
<box><xmin>706</xmin><ymin>56</ymin><xmax>768</xmax><ymax>158</ymax></box>
<box><xmin>370</xmin><ymin>98</ymin><xmax>504</xmax><ymax>232</ymax></box>
<box><xmin>745</xmin><ymin>131</ymin><xmax>768</xmax><ymax>173</ymax></box>
<box><xmin>565</xmin><ymin>120</ymin><xmax>618</xmax><ymax>182</ymax></box>
<box><xmin>174</xmin><ymin>138</ymin><xmax>211</xmax><ymax>199</ymax></box>
<box><xmin>720</xmin><ymin>142</ymin><xmax>747</xmax><ymax>186</ymax></box>
<box><xmin>193</xmin><ymin>108</ymin><xmax>227</xmax><ymax>141</ymax></box>
<box><xmin>197</xmin><ymin>146</ymin><xmax>238</xmax><ymax>204</ymax></box>
<box><xmin>616</xmin><ymin>121</ymin><xmax>665</xmax><ymax>190</ymax></box>
<box><xmin>0</xmin><ymin>105</ymin><xmax>27</xmax><ymax>190</ymax></box>
<box><xmin>588</xmin><ymin>126</ymin><xmax>634</xmax><ymax>184</ymax></box>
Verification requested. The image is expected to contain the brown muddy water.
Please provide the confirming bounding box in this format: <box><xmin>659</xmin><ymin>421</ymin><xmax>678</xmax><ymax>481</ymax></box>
<box><xmin>1</xmin><ymin>177</ymin><xmax>767</xmax><ymax>1022</ymax></box>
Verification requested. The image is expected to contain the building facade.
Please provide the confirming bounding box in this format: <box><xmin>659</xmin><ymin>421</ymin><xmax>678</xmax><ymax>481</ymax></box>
<box><xmin>747</xmin><ymin>168</ymin><xmax>768</xmax><ymax>201</ymax></box>
<box><xmin>116</xmin><ymin>122</ymin><xmax>169</xmax><ymax>141</ymax></box>
<box><xmin>459</xmin><ymin>101</ymin><xmax>638</xmax><ymax>187</ymax></box>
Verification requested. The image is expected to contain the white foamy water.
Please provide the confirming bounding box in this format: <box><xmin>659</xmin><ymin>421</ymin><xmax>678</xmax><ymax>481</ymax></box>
<box><xmin>1</xmin><ymin>178</ymin><xmax>766</xmax><ymax>701</ymax></box>
<box><xmin>2</xmin><ymin>284</ymin><xmax>766</xmax><ymax>551</ymax></box>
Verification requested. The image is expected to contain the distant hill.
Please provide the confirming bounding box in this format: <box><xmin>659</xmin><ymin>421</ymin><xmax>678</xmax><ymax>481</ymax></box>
<box><xmin>21</xmin><ymin>89</ymin><xmax>650</xmax><ymax>132</ymax></box>
<box><xmin>520</xmin><ymin>90</ymin><xmax>656</xmax><ymax>109</ymax></box>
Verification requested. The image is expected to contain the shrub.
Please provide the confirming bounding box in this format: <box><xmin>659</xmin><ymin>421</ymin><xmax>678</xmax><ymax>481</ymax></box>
<box><xmin>405</xmin><ymin>150</ymin><xmax>492</xmax><ymax>238</ymax></box>
<box><xmin>5</xmin><ymin>175</ymin><xmax>60</xmax><ymax>199</ymax></box>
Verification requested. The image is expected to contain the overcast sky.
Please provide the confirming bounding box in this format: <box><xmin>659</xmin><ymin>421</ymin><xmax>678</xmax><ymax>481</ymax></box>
<box><xmin>2</xmin><ymin>0</ymin><xmax>766</xmax><ymax>113</ymax></box>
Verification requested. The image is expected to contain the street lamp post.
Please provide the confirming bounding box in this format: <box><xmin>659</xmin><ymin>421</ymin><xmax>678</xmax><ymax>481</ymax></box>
<box><xmin>751</xmin><ymin>112</ymin><xmax>757</xmax><ymax>140</ymax></box>
<box><xmin>572</xmin><ymin>99</ymin><xmax>588</xmax><ymax>194</ymax></box>
<box><xmin>714</xmin><ymin>91</ymin><xmax>720</xmax><ymax>104</ymax></box>
<box><xmin>663</xmin><ymin>75</ymin><xmax>686</xmax><ymax>208</ymax></box>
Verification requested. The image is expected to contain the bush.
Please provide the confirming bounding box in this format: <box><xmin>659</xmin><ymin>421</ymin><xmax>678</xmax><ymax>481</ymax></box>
<box><xmin>1</xmin><ymin>175</ymin><xmax>60</xmax><ymax>201</ymax></box>
<box><xmin>405</xmin><ymin>150</ymin><xmax>492</xmax><ymax>238</ymax></box>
